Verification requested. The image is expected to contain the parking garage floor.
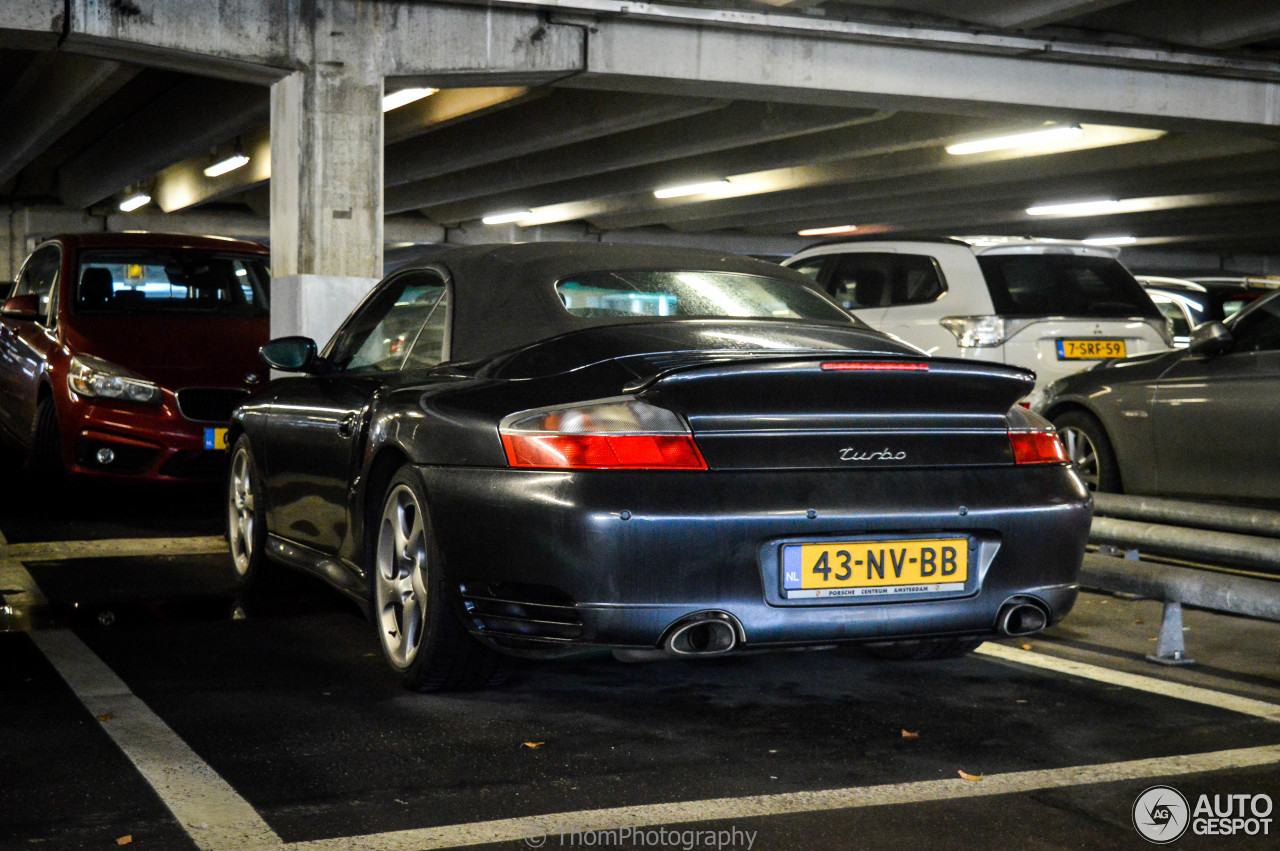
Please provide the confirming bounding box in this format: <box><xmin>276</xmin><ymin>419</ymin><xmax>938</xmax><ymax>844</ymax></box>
<box><xmin>2</xmin><ymin>478</ymin><xmax>1278</xmax><ymax>850</ymax></box>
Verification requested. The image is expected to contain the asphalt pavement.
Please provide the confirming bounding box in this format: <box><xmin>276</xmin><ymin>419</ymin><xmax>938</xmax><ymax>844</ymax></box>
<box><xmin>2</xmin><ymin>473</ymin><xmax>1278</xmax><ymax>851</ymax></box>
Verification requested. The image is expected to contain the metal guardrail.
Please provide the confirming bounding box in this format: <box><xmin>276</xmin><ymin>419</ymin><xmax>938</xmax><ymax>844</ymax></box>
<box><xmin>1082</xmin><ymin>494</ymin><xmax>1280</xmax><ymax>666</ymax></box>
<box><xmin>1092</xmin><ymin>493</ymin><xmax>1280</xmax><ymax>538</ymax></box>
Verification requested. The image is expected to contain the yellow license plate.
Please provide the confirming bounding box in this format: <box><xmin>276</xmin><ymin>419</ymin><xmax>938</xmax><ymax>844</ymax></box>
<box><xmin>204</xmin><ymin>427</ymin><xmax>229</xmax><ymax>450</ymax></box>
<box><xmin>1057</xmin><ymin>339</ymin><xmax>1126</xmax><ymax>359</ymax></box>
<box><xmin>782</xmin><ymin>538</ymin><xmax>969</xmax><ymax>599</ymax></box>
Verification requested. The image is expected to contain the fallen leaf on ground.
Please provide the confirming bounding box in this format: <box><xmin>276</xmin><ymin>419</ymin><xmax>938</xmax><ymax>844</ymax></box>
<box><xmin>901</xmin><ymin>729</ymin><xmax>919</xmax><ymax>739</ymax></box>
<box><xmin>958</xmin><ymin>770</ymin><xmax>984</xmax><ymax>781</ymax></box>
<box><xmin>522</xmin><ymin>742</ymin><xmax>546</xmax><ymax>749</ymax></box>
<box><xmin>1134</xmin><ymin>619</ymin><xmax>1144</xmax><ymax>625</ymax></box>
<box><xmin>1020</xmin><ymin>644</ymin><xmax>1032</xmax><ymax>651</ymax></box>
<box><xmin>116</xmin><ymin>837</ymin><xmax>132</xmax><ymax>846</ymax></box>
<box><xmin>97</xmin><ymin>713</ymin><xmax>114</xmax><ymax>723</ymax></box>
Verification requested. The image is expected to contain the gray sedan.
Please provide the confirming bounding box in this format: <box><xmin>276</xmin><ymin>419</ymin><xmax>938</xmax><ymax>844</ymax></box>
<box><xmin>1037</xmin><ymin>289</ymin><xmax>1280</xmax><ymax>503</ymax></box>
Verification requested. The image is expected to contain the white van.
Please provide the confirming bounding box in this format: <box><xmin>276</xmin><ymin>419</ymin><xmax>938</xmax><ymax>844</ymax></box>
<box><xmin>783</xmin><ymin>236</ymin><xmax>1171</xmax><ymax>405</ymax></box>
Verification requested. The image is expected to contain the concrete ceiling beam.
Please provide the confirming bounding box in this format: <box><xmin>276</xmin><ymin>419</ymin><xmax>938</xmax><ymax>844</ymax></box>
<box><xmin>385</xmin><ymin>89</ymin><xmax>728</xmax><ymax>188</ymax></box>
<box><xmin>376</xmin><ymin>3</ymin><xmax>584</xmax><ymax>86</ymax></box>
<box><xmin>59</xmin><ymin>0</ymin><xmax>586</xmax><ymax>86</ymax></box>
<box><xmin>567</xmin><ymin>15</ymin><xmax>1280</xmax><ymax>128</ymax></box>
<box><xmin>63</xmin><ymin>0</ymin><xmax>296</xmax><ymax>84</ymax></box>
<box><xmin>388</xmin><ymin>103</ymin><xmax>887</xmax><ymax>216</ymax></box>
<box><xmin>0</xmin><ymin>0</ymin><xmax>61</xmax><ymax>49</ymax></box>
<box><xmin>751</xmin><ymin>166</ymin><xmax>1280</xmax><ymax>236</ymax></box>
<box><xmin>384</xmin><ymin>86</ymin><xmax>538</xmax><ymax>146</ymax></box>
<box><xmin>420</xmin><ymin>113</ymin><xmax>1025</xmax><ymax>226</ymax></box>
<box><xmin>846</xmin><ymin>1</ymin><xmax>1134</xmax><ymax>30</ymax></box>
<box><xmin>579</xmin><ymin>129</ymin><xmax>1262</xmax><ymax>232</ymax></box>
<box><xmin>675</xmin><ymin>144</ymin><xmax>1280</xmax><ymax>234</ymax></box>
<box><xmin>799</xmin><ymin>189</ymin><xmax>1280</xmax><ymax>242</ymax></box>
<box><xmin>0</xmin><ymin>53</ymin><xmax>137</xmax><ymax>187</ymax></box>
<box><xmin>58</xmin><ymin>79</ymin><xmax>269</xmax><ymax>209</ymax></box>
<box><xmin>1084</xmin><ymin>0</ymin><xmax>1280</xmax><ymax>50</ymax></box>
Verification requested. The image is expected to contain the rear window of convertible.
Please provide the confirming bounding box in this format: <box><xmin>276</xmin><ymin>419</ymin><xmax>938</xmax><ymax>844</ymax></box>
<box><xmin>555</xmin><ymin>270</ymin><xmax>850</xmax><ymax>322</ymax></box>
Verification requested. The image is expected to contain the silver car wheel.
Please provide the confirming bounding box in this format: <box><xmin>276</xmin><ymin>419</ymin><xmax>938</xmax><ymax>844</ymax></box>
<box><xmin>1059</xmin><ymin>425</ymin><xmax>1100</xmax><ymax>490</ymax></box>
<box><xmin>376</xmin><ymin>483</ymin><xmax>430</xmax><ymax>670</ymax></box>
<box><xmin>228</xmin><ymin>446</ymin><xmax>256</xmax><ymax>577</ymax></box>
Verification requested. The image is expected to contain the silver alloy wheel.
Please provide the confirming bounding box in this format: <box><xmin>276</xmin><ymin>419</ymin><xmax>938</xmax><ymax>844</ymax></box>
<box><xmin>1058</xmin><ymin>425</ymin><xmax>1100</xmax><ymax>490</ymax></box>
<box><xmin>228</xmin><ymin>446</ymin><xmax>256</xmax><ymax>577</ymax></box>
<box><xmin>375</xmin><ymin>483</ymin><xmax>430</xmax><ymax>670</ymax></box>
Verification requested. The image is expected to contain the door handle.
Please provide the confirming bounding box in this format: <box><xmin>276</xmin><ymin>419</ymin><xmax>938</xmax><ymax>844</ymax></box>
<box><xmin>336</xmin><ymin>413</ymin><xmax>358</xmax><ymax>438</ymax></box>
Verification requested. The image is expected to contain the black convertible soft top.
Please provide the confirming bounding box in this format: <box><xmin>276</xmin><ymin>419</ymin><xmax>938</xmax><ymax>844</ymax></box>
<box><xmin>395</xmin><ymin>242</ymin><xmax>859</xmax><ymax>362</ymax></box>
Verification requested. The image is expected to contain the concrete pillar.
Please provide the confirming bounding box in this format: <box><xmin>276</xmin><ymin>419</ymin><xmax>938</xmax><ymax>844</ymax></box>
<box><xmin>3</xmin><ymin>205</ymin><xmax>103</xmax><ymax>280</ymax></box>
<box><xmin>269</xmin><ymin>2</ymin><xmax>383</xmax><ymax>345</ymax></box>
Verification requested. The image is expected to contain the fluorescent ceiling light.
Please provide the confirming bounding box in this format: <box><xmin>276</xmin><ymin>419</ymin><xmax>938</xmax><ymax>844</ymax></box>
<box><xmin>1083</xmin><ymin>235</ymin><xmax>1137</xmax><ymax>246</ymax></box>
<box><xmin>1026</xmin><ymin>199</ymin><xmax>1122</xmax><ymax>217</ymax></box>
<box><xmin>653</xmin><ymin>180</ymin><xmax>729</xmax><ymax>199</ymax></box>
<box><xmin>481</xmin><ymin>210</ymin><xmax>533</xmax><ymax>225</ymax></box>
<box><xmin>382</xmin><ymin>87</ymin><xmax>438</xmax><ymax>112</ymax></box>
<box><xmin>797</xmin><ymin>224</ymin><xmax>858</xmax><ymax>237</ymax></box>
<box><xmin>947</xmin><ymin>125</ymin><xmax>1083</xmax><ymax>156</ymax></box>
<box><xmin>203</xmin><ymin>153</ymin><xmax>250</xmax><ymax>178</ymax></box>
<box><xmin>118</xmin><ymin>193</ymin><xmax>151</xmax><ymax>212</ymax></box>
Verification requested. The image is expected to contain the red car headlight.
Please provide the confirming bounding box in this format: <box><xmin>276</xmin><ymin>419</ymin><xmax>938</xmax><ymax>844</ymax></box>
<box><xmin>68</xmin><ymin>355</ymin><xmax>163</xmax><ymax>405</ymax></box>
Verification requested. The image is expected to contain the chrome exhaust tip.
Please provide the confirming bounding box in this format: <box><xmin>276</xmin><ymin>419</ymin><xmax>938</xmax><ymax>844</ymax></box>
<box><xmin>997</xmin><ymin>598</ymin><xmax>1050</xmax><ymax>636</ymax></box>
<box><xmin>662</xmin><ymin>611</ymin><xmax>741</xmax><ymax>656</ymax></box>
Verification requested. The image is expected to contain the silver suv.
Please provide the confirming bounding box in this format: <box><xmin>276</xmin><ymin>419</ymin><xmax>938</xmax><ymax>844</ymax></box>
<box><xmin>784</xmin><ymin>236</ymin><xmax>1172</xmax><ymax>405</ymax></box>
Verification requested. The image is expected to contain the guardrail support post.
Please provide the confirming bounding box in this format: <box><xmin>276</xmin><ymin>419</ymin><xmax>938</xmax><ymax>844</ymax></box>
<box><xmin>1145</xmin><ymin>601</ymin><xmax>1195</xmax><ymax>666</ymax></box>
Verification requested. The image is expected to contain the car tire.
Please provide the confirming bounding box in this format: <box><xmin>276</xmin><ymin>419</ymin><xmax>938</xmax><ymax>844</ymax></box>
<box><xmin>372</xmin><ymin>466</ymin><xmax>501</xmax><ymax>692</ymax></box>
<box><xmin>226</xmin><ymin>435</ymin><xmax>270</xmax><ymax>590</ymax></box>
<box><xmin>865</xmin><ymin>637</ymin><xmax>985</xmax><ymax>661</ymax></box>
<box><xmin>1052</xmin><ymin>410</ymin><xmax>1121</xmax><ymax>492</ymax></box>
<box><xmin>31</xmin><ymin>397</ymin><xmax>66</xmax><ymax>485</ymax></box>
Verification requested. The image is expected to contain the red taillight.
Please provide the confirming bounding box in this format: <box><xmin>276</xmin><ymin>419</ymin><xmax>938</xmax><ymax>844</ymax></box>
<box><xmin>500</xmin><ymin>398</ymin><xmax>707</xmax><ymax>470</ymax></box>
<box><xmin>1009</xmin><ymin>431</ymin><xmax>1069</xmax><ymax>465</ymax></box>
<box><xmin>821</xmin><ymin>361</ymin><xmax>929</xmax><ymax>371</ymax></box>
<box><xmin>502</xmin><ymin>434</ymin><xmax>707</xmax><ymax>469</ymax></box>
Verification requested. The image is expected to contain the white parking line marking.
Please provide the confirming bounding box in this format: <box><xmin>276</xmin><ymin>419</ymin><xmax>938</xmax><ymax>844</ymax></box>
<box><xmin>31</xmin><ymin>629</ymin><xmax>283</xmax><ymax>851</ymax></box>
<box><xmin>289</xmin><ymin>744</ymin><xmax>1280</xmax><ymax>851</ymax></box>
<box><xmin>0</xmin><ymin>526</ymin><xmax>49</xmax><ymax>614</ymax></box>
<box><xmin>25</xmin><ymin>615</ymin><xmax>1280</xmax><ymax>851</ymax></box>
<box><xmin>976</xmin><ymin>643</ymin><xmax>1280</xmax><ymax>722</ymax></box>
<box><xmin>0</xmin><ymin>535</ymin><xmax>228</xmax><ymax>563</ymax></box>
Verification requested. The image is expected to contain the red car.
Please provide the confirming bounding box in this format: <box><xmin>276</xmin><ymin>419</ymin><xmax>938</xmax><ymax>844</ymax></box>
<box><xmin>0</xmin><ymin>233</ymin><xmax>270</xmax><ymax>483</ymax></box>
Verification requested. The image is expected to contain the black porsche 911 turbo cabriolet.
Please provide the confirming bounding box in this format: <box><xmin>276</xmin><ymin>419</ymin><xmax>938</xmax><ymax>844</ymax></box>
<box><xmin>226</xmin><ymin>243</ymin><xmax>1091</xmax><ymax>691</ymax></box>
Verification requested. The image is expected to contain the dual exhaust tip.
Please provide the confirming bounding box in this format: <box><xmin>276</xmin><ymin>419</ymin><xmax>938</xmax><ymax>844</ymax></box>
<box><xmin>627</xmin><ymin>600</ymin><xmax>1046</xmax><ymax>662</ymax></box>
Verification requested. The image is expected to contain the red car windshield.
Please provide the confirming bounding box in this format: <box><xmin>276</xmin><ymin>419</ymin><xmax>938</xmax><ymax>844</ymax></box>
<box><xmin>75</xmin><ymin>249</ymin><xmax>269</xmax><ymax>316</ymax></box>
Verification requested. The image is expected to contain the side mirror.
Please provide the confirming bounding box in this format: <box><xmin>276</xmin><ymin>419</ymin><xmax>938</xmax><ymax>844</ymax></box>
<box><xmin>1</xmin><ymin>294</ymin><xmax>40</xmax><ymax>320</ymax></box>
<box><xmin>260</xmin><ymin>336</ymin><xmax>319</xmax><ymax>372</ymax></box>
<box><xmin>1188</xmin><ymin>321</ymin><xmax>1232</xmax><ymax>356</ymax></box>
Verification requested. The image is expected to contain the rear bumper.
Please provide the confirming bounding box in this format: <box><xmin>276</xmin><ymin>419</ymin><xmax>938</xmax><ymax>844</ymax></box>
<box><xmin>417</xmin><ymin>465</ymin><xmax>1091</xmax><ymax>656</ymax></box>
